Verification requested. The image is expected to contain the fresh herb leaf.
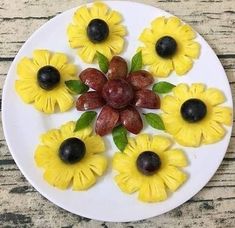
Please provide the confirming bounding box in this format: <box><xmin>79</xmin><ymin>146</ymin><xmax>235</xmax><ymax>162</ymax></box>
<box><xmin>112</xmin><ymin>125</ymin><xmax>128</xmax><ymax>151</ymax></box>
<box><xmin>96</xmin><ymin>51</ymin><xmax>109</xmax><ymax>73</ymax></box>
<box><xmin>152</xmin><ymin>81</ymin><xmax>175</xmax><ymax>94</ymax></box>
<box><xmin>130</xmin><ymin>51</ymin><xmax>142</xmax><ymax>72</ymax></box>
<box><xmin>144</xmin><ymin>113</ymin><xmax>165</xmax><ymax>130</ymax></box>
<box><xmin>74</xmin><ymin>111</ymin><xmax>97</xmax><ymax>132</ymax></box>
<box><xmin>65</xmin><ymin>80</ymin><xmax>89</xmax><ymax>94</ymax></box>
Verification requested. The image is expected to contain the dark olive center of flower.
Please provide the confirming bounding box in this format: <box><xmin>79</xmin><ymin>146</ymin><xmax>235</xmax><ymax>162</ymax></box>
<box><xmin>37</xmin><ymin>65</ymin><xmax>60</xmax><ymax>90</ymax></box>
<box><xmin>155</xmin><ymin>36</ymin><xmax>177</xmax><ymax>58</ymax></box>
<box><xmin>59</xmin><ymin>137</ymin><xmax>86</xmax><ymax>164</ymax></box>
<box><xmin>181</xmin><ymin>98</ymin><xmax>207</xmax><ymax>123</ymax></box>
<box><xmin>136</xmin><ymin>151</ymin><xmax>161</xmax><ymax>176</ymax></box>
<box><xmin>102</xmin><ymin>79</ymin><xmax>134</xmax><ymax>109</ymax></box>
<box><xmin>87</xmin><ymin>18</ymin><xmax>109</xmax><ymax>43</ymax></box>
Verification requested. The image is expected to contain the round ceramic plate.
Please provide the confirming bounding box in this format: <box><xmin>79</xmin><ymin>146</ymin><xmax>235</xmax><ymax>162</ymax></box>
<box><xmin>2</xmin><ymin>1</ymin><xmax>233</xmax><ymax>222</ymax></box>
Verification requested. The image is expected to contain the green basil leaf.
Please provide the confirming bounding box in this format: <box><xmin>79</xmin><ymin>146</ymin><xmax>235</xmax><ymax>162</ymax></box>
<box><xmin>144</xmin><ymin>113</ymin><xmax>165</xmax><ymax>130</ymax></box>
<box><xmin>96</xmin><ymin>51</ymin><xmax>109</xmax><ymax>73</ymax></box>
<box><xmin>112</xmin><ymin>125</ymin><xmax>128</xmax><ymax>151</ymax></box>
<box><xmin>152</xmin><ymin>81</ymin><xmax>175</xmax><ymax>94</ymax></box>
<box><xmin>65</xmin><ymin>80</ymin><xmax>89</xmax><ymax>94</ymax></box>
<box><xmin>130</xmin><ymin>51</ymin><xmax>142</xmax><ymax>72</ymax></box>
<box><xmin>74</xmin><ymin>111</ymin><xmax>97</xmax><ymax>132</ymax></box>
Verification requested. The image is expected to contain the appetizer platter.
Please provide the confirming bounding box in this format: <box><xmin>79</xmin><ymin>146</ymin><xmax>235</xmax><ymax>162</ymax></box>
<box><xmin>2</xmin><ymin>1</ymin><xmax>233</xmax><ymax>222</ymax></box>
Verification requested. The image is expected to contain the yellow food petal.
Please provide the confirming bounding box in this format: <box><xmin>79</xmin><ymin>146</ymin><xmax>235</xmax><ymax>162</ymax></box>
<box><xmin>44</xmin><ymin>166</ymin><xmax>74</xmax><ymax>189</ymax></box>
<box><xmin>166</xmin><ymin>17</ymin><xmax>181</xmax><ymax>30</ymax></box>
<box><xmin>110</xmin><ymin>24</ymin><xmax>126</xmax><ymax>36</ymax></box>
<box><xmin>73</xmin><ymin>6</ymin><xmax>91</xmax><ymax>26</ymax></box>
<box><xmin>139</xmin><ymin>28</ymin><xmax>156</xmax><ymax>43</ymax></box>
<box><xmin>86</xmin><ymin>155</ymin><xmax>107</xmax><ymax>176</ymax></box>
<box><xmin>60</xmin><ymin>121</ymin><xmax>75</xmax><ymax>138</ymax></box>
<box><xmin>151</xmin><ymin>17</ymin><xmax>166</xmax><ymax>33</ymax></box>
<box><xmin>67</xmin><ymin>25</ymin><xmax>88</xmax><ymax>48</ymax></box>
<box><xmin>158</xmin><ymin>165</ymin><xmax>187</xmax><ymax>191</ymax></box>
<box><xmin>189</xmin><ymin>83</ymin><xmax>205</xmax><ymax>97</ymax></box>
<box><xmin>174</xmin><ymin>124</ymin><xmax>202</xmax><ymax>147</ymax></box>
<box><xmin>84</xmin><ymin>135</ymin><xmax>105</xmax><ymax>154</ymax></box>
<box><xmin>138</xmin><ymin>177</ymin><xmax>167</xmax><ymax>202</ymax></box>
<box><xmin>123</xmin><ymin>138</ymin><xmax>139</xmax><ymax>157</ymax></box>
<box><xmin>34</xmin><ymin>92</ymin><xmax>57</xmax><ymax>114</ymax></box>
<box><xmin>40</xmin><ymin>129</ymin><xmax>62</xmax><ymax>149</ymax></box>
<box><xmin>17</xmin><ymin>57</ymin><xmax>39</xmax><ymax>80</ymax></box>
<box><xmin>112</xmin><ymin>153</ymin><xmax>133</xmax><ymax>173</ymax></box>
<box><xmin>202</xmin><ymin>120</ymin><xmax>226</xmax><ymax>144</ymax></box>
<box><xmin>15</xmin><ymin>80</ymin><xmax>38</xmax><ymax>103</ymax></box>
<box><xmin>96</xmin><ymin>43</ymin><xmax>112</xmax><ymax>60</ymax></box>
<box><xmin>172</xmin><ymin>83</ymin><xmax>191</xmax><ymax>101</ymax></box>
<box><xmin>34</xmin><ymin>145</ymin><xmax>57</xmax><ymax>168</ymax></box>
<box><xmin>105</xmin><ymin>35</ymin><xmax>124</xmax><ymax>56</ymax></box>
<box><xmin>162</xmin><ymin>149</ymin><xmax>188</xmax><ymax>167</ymax></box>
<box><xmin>177</xmin><ymin>24</ymin><xmax>196</xmax><ymax>40</ymax></box>
<box><xmin>78</xmin><ymin>45</ymin><xmax>96</xmax><ymax>63</ymax></box>
<box><xmin>106</xmin><ymin>11</ymin><xmax>122</xmax><ymax>25</ymax></box>
<box><xmin>161</xmin><ymin>95</ymin><xmax>180</xmax><ymax>114</ymax></box>
<box><xmin>184</xmin><ymin>41</ymin><xmax>200</xmax><ymax>58</ymax></box>
<box><xmin>74</xmin><ymin>127</ymin><xmax>92</xmax><ymax>141</ymax></box>
<box><xmin>212</xmin><ymin>106</ymin><xmax>232</xmax><ymax>126</ymax></box>
<box><xmin>60</xmin><ymin>63</ymin><xmax>78</xmax><ymax>80</ymax></box>
<box><xmin>162</xmin><ymin>113</ymin><xmax>182</xmax><ymax>135</ymax></box>
<box><xmin>135</xmin><ymin>134</ymin><xmax>151</xmax><ymax>151</ymax></box>
<box><xmin>90</xmin><ymin>2</ymin><xmax>109</xmax><ymax>18</ymax></box>
<box><xmin>33</xmin><ymin>50</ymin><xmax>50</xmax><ymax>67</ymax></box>
<box><xmin>49</xmin><ymin>52</ymin><xmax>68</xmax><ymax>70</ymax></box>
<box><xmin>55</xmin><ymin>87</ymin><xmax>74</xmax><ymax>112</ymax></box>
<box><xmin>202</xmin><ymin>88</ymin><xmax>225</xmax><ymax>106</ymax></box>
<box><xmin>114</xmin><ymin>172</ymin><xmax>141</xmax><ymax>194</ymax></box>
<box><xmin>73</xmin><ymin>166</ymin><xmax>96</xmax><ymax>190</ymax></box>
<box><xmin>173</xmin><ymin>54</ymin><xmax>193</xmax><ymax>75</ymax></box>
<box><xmin>149</xmin><ymin>59</ymin><xmax>173</xmax><ymax>77</ymax></box>
<box><xmin>151</xmin><ymin>135</ymin><xmax>172</xmax><ymax>153</ymax></box>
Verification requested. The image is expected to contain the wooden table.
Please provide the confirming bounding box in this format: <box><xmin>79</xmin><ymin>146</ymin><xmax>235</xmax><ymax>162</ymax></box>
<box><xmin>0</xmin><ymin>0</ymin><xmax>234</xmax><ymax>227</ymax></box>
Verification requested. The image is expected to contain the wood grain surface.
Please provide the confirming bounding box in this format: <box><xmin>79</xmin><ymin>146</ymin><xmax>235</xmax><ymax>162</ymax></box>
<box><xmin>0</xmin><ymin>0</ymin><xmax>234</xmax><ymax>227</ymax></box>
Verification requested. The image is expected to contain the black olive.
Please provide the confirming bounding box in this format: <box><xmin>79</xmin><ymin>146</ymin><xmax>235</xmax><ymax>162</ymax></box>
<box><xmin>87</xmin><ymin>19</ymin><xmax>109</xmax><ymax>43</ymax></box>
<box><xmin>59</xmin><ymin>137</ymin><xmax>86</xmax><ymax>164</ymax></box>
<box><xmin>37</xmin><ymin>65</ymin><xmax>60</xmax><ymax>90</ymax></box>
<box><xmin>181</xmin><ymin>98</ymin><xmax>207</xmax><ymax>123</ymax></box>
<box><xmin>155</xmin><ymin>36</ymin><xmax>177</xmax><ymax>58</ymax></box>
<box><xmin>136</xmin><ymin>151</ymin><xmax>161</xmax><ymax>176</ymax></box>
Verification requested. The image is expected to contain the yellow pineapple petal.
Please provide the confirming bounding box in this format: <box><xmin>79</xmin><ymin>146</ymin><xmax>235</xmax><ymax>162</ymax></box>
<box><xmin>55</xmin><ymin>87</ymin><xmax>74</xmax><ymax>112</ymax></box>
<box><xmin>34</xmin><ymin>92</ymin><xmax>57</xmax><ymax>114</ymax></box>
<box><xmin>86</xmin><ymin>155</ymin><xmax>107</xmax><ymax>176</ymax></box>
<box><xmin>44</xmin><ymin>166</ymin><xmax>74</xmax><ymax>190</ymax></box>
<box><xmin>17</xmin><ymin>57</ymin><xmax>39</xmax><ymax>79</ymax></box>
<box><xmin>158</xmin><ymin>166</ymin><xmax>187</xmax><ymax>191</ymax></box>
<box><xmin>212</xmin><ymin>107</ymin><xmax>232</xmax><ymax>126</ymax></box>
<box><xmin>114</xmin><ymin>173</ymin><xmax>140</xmax><ymax>194</ymax></box>
<box><xmin>202</xmin><ymin>120</ymin><xmax>226</xmax><ymax>144</ymax></box>
<box><xmin>172</xmin><ymin>54</ymin><xmax>193</xmax><ymax>75</ymax></box>
<box><xmin>34</xmin><ymin>145</ymin><xmax>56</xmax><ymax>168</ymax></box>
<box><xmin>40</xmin><ymin>129</ymin><xmax>62</xmax><ymax>149</ymax></box>
<box><xmin>151</xmin><ymin>135</ymin><xmax>172</xmax><ymax>153</ymax></box>
<box><xmin>85</xmin><ymin>135</ymin><xmax>105</xmax><ymax>154</ymax></box>
<box><xmin>162</xmin><ymin>149</ymin><xmax>188</xmax><ymax>167</ymax></box>
<box><xmin>73</xmin><ymin>167</ymin><xmax>96</xmax><ymax>190</ymax></box>
<box><xmin>138</xmin><ymin>177</ymin><xmax>167</xmax><ymax>202</ymax></box>
<box><xmin>49</xmin><ymin>52</ymin><xmax>68</xmax><ymax>70</ymax></box>
<box><xmin>172</xmin><ymin>83</ymin><xmax>191</xmax><ymax>101</ymax></box>
<box><xmin>184</xmin><ymin>41</ymin><xmax>200</xmax><ymax>58</ymax></box>
<box><xmin>203</xmin><ymin>88</ymin><xmax>225</xmax><ymax>106</ymax></box>
<box><xmin>161</xmin><ymin>95</ymin><xmax>180</xmax><ymax>114</ymax></box>
<box><xmin>78</xmin><ymin>45</ymin><xmax>97</xmax><ymax>63</ymax></box>
<box><xmin>90</xmin><ymin>2</ymin><xmax>109</xmax><ymax>18</ymax></box>
<box><xmin>33</xmin><ymin>49</ymin><xmax>50</xmax><ymax>66</ymax></box>
<box><xmin>15</xmin><ymin>80</ymin><xmax>38</xmax><ymax>103</ymax></box>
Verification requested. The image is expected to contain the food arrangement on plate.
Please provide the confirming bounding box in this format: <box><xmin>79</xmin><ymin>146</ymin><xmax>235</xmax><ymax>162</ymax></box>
<box><xmin>12</xmin><ymin>1</ymin><xmax>232</xmax><ymax>205</ymax></box>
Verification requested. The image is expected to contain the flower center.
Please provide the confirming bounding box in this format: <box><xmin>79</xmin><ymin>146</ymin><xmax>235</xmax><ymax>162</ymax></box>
<box><xmin>155</xmin><ymin>36</ymin><xmax>177</xmax><ymax>58</ymax></box>
<box><xmin>87</xmin><ymin>18</ymin><xmax>109</xmax><ymax>43</ymax></box>
<box><xmin>181</xmin><ymin>98</ymin><xmax>207</xmax><ymax>123</ymax></box>
<box><xmin>102</xmin><ymin>79</ymin><xmax>134</xmax><ymax>109</ymax></box>
<box><xmin>59</xmin><ymin>137</ymin><xmax>86</xmax><ymax>164</ymax></box>
<box><xmin>37</xmin><ymin>65</ymin><xmax>60</xmax><ymax>90</ymax></box>
<box><xmin>136</xmin><ymin>151</ymin><xmax>161</xmax><ymax>176</ymax></box>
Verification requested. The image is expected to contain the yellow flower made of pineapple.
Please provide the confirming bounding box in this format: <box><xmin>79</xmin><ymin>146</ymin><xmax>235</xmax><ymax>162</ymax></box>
<box><xmin>139</xmin><ymin>17</ymin><xmax>200</xmax><ymax>77</ymax></box>
<box><xmin>112</xmin><ymin>134</ymin><xmax>188</xmax><ymax>203</ymax></box>
<box><xmin>35</xmin><ymin>121</ymin><xmax>107</xmax><ymax>190</ymax></box>
<box><xmin>15</xmin><ymin>50</ymin><xmax>78</xmax><ymax>114</ymax></box>
<box><xmin>67</xmin><ymin>2</ymin><xmax>126</xmax><ymax>63</ymax></box>
<box><xmin>161</xmin><ymin>83</ymin><xmax>232</xmax><ymax>147</ymax></box>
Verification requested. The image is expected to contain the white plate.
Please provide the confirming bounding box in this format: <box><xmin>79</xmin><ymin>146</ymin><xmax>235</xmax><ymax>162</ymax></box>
<box><xmin>2</xmin><ymin>1</ymin><xmax>233</xmax><ymax>222</ymax></box>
